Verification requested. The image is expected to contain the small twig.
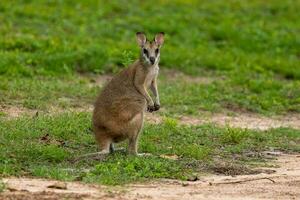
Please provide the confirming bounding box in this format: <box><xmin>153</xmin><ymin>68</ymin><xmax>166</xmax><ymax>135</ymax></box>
<box><xmin>211</xmin><ymin>177</ymin><xmax>275</xmax><ymax>185</ymax></box>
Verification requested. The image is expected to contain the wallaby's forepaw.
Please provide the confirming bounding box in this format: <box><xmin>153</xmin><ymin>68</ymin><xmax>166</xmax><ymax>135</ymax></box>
<box><xmin>154</xmin><ymin>103</ymin><xmax>160</xmax><ymax>111</ymax></box>
<box><xmin>147</xmin><ymin>105</ymin><xmax>155</xmax><ymax>112</ymax></box>
<box><xmin>147</xmin><ymin>104</ymin><xmax>160</xmax><ymax>112</ymax></box>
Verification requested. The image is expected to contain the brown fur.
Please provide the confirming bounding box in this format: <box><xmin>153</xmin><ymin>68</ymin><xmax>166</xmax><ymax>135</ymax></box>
<box><xmin>92</xmin><ymin>32</ymin><xmax>164</xmax><ymax>155</ymax></box>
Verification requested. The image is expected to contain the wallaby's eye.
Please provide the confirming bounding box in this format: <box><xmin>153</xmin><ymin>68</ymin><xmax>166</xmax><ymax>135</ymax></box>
<box><xmin>155</xmin><ymin>48</ymin><xmax>159</xmax><ymax>55</ymax></box>
<box><xmin>143</xmin><ymin>49</ymin><xmax>148</xmax><ymax>56</ymax></box>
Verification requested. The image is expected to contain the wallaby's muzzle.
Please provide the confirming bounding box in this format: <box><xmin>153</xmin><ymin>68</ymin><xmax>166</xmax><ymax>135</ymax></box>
<box><xmin>150</xmin><ymin>57</ymin><xmax>155</xmax><ymax>65</ymax></box>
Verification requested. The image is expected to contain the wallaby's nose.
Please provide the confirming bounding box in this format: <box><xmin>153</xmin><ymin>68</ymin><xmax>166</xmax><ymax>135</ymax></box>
<box><xmin>150</xmin><ymin>57</ymin><xmax>155</xmax><ymax>64</ymax></box>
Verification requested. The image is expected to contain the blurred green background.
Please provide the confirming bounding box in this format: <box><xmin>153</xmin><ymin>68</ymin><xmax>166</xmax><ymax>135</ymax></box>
<box><xmin>1</xmin><ymin>0</ymin><xmax>299</xmax><ymax>77</ymax></box>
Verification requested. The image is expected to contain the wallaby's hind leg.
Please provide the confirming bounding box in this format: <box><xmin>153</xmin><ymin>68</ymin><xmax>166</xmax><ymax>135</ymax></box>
<box><xmin>95</xmin><ymin>131</ymin><xmax>111</xmax><ymax>153</ymax></box>
<box><xmin>128</xmin><ymin>112</ymin><xmax>145</xmax><ymax>155</ymax></box>
<box><xmin>71</xmin><ymin>127</ymin><xmax>111</xmax><ymax>163</ymax></box>
<box><xmin>109</xmin><ymin>143</ymin><xmax>114</xmax><ymax>153</ymax></box>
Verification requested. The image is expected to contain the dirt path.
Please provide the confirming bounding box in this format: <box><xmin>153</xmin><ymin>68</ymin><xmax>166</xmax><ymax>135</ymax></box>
<box><xmin>1</xmin><ymin>153</ymin><xmax>299</xmax><ymax>200</ymax></box>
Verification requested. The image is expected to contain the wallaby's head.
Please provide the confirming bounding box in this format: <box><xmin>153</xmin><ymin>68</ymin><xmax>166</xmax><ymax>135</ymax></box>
<box><xmin>136</xmin><ymin>32</ymin><xmax>164</xmax><ymax>66</ymax></box>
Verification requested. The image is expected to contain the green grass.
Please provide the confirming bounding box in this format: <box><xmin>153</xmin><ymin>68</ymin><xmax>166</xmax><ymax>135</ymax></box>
<box><xmin>0</xmin><ymin>75</ymin><xmax>98</xmax><ymax>110</ymax></box>
<box><xmin>0</xmin><ymin>112</ymin><xmax>299</xmax><ymax>185</ymax></box>
<box><xmin>0</xmin><ymin>0</ymin><xmax>299</xmax><ymax>78</ymax></box>
<box><xmin>0</xmin><ymin>0</ymin><xmax>299</xmax><ymax>115</ymax></box>
<box><xmin>160</xmin><ymin>72</ymin><xmax>300</xmax><ymax>115</ymax></box>
<box><xmin>1</xmin><ymin>72</ymin><xmax>299</xmax><ymax>115</ymax></box>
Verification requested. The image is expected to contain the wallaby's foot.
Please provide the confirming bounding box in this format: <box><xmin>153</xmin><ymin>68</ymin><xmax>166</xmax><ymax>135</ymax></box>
<box><xmin>137</xmin><ymin>152</ymin><xmax>152</xmax><ymax>157</ymax></box>
<box><xmin>111</xmin><ymin>147</ymin><xmax>126</xmax><ymax>153</ymax></box>
<box><xmin>110</xmin><ymin>143</ymin><xmax>126</xmax><ymax>153</ymax></box>
<box><xmin>71</xmin><ymin>150</ymin><xmax>109</xmax><ymax>163</ymax></box>
<box><xmin>128</xmin><ymin>151</ymin><xmax>151</xmax><ymax>157</ymax></box>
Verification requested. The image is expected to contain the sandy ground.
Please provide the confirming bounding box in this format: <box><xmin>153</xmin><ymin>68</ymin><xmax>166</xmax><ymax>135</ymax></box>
<box><xmin>1</xmin><ymin>153</ymin><xmax>299</xmax><ymax>200</ymax></box>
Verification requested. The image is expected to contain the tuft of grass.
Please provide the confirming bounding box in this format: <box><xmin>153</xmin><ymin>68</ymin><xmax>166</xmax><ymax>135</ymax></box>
<box><xmin>221</xmin><ymin>128</ymin><xmax>249</xmax><ymax>144</ymax></box>
<box><xmin>84</xmin><ymin>155</ymin><xmax>188</xmax><ymax>185</ymax></box>
<box><xmin>0</xmin><ymin>180</ymin><xmax>5</xmax><ymax>193</ymax></box>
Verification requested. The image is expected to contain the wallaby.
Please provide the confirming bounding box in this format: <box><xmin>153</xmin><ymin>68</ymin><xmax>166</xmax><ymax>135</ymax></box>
<box><xmin>79</xmin><ymin>32</ymin><xmax>165</xmax><ymax>160</ymax></box>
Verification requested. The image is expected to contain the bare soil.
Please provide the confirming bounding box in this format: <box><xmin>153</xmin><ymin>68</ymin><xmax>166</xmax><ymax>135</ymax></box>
<box><xmin>146</xmin><ymin>112</ymin><xmax>300</xmax><ymax>130</ymax></box>
<box><xmin>162</xmin><ymin>69</ymin><xmax>217</xmax><ymax>84</ymax></box>
<box><xmin>178</xmin><ymin>113</ymin><xmax>300</xmax><ymax>130</ymax></box>
<box><xmin>1</xmin><ymin>153</ymin><xmax>299</xmax><ymax>200</ymax></box>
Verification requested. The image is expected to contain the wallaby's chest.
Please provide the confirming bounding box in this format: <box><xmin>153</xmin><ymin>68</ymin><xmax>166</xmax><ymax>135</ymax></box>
<box><xmin>145</xmin><ymin>65</ymin><xmax>159</xmax><ymax>87</ymax></box>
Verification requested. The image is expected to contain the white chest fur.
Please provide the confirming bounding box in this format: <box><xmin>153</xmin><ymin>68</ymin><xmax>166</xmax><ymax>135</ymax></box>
<box><xmin>145</xmin><ymin>65</ymin><xmax>159</xmax><ymax>88</ymax></box>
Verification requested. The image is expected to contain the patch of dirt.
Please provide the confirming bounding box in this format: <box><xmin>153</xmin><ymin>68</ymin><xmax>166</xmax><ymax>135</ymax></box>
<box><xmin>0</xmin><ymin>191</ymin><xmax>89</xmax><ymax>200</ymax></box>
<box><xmin>0</xmin><ymin>105</ymin><xmax>94</xmax><ymax>119</ymax></box>
<box><xmin>1</xmin><ymin>154</ymin><xmax>299</xmax><ymax>200</ymax></box>
<box><xmin>87</xmin><ymin>74</ymin><xmax>113</xmax><ymax>88</ymax></box>
<box><xmin>39</xmin><ymin>133</ymin><xmax>66</xmax><ymax>147</ymax></box>
<box><xmin>122</xmin><ymin>153</ymin><xmax>300</xmax><ymax>200</ymax></box>
<box><xmin>162</xmin><ymin>69</ymin><xmax>216</xmax><ymax>84</ymax></box>
<box><xmin>145</xmin><ymin>112</ymin><xmax>300</xmax><ymax>130</ymax></box>
<box><xmin>1</xmin><ymin>179</ymin><xmax>125</xmax><ymax>200</ymax></box>
<box><xmin>0</xmin><ymin>105</ymin><xmax>37</xmax><ymax>118</ymax></box>
<box><xmin>178</xmin><ymin>113</ymin><xmax>300</xmax><ymax>130</ymax></box>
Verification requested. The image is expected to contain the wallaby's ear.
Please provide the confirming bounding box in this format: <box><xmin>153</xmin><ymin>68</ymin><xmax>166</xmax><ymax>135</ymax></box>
<box><xmin>136</xmin><ymin>32</ymin><xmax>146</xmax><ymax>47</ymax></box>
<box><xmin>155</xmin><ymin>32</ymin><xmax>164</xmax><ymax>46</ymax></box>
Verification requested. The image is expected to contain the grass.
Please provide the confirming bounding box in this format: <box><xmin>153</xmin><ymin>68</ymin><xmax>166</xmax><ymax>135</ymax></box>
<box><xmin>1</xmin><ymin>72</ymin><xmax>299</xmax><ymax>115</ymax></box>
<box><xmin>0</xmin><ymin>0</ymin><xmax>299</xmax><ymax>78</ymax></box>
<box><xmin>0</xmin><ymin>112</ymin><xmax>299</xmax><ymax>185</ymax></box>
<box><xmin>0</xmin><ymin>0</ymin><xmax>299</xmax><ymax>115</ymax></box>
<box><xmin>0</xmin><ymin>75</ymin><xmax>98</xmax><ymax>110</ymax></box>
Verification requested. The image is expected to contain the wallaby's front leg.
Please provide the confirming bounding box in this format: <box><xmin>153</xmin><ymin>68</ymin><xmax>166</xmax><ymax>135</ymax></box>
<box><xmin>134</xmin><ymin>70</ymin><xmax>155</xmax><ymax>112</ymax></box>
<box><xmin>150</xmin><ymin>78</ymin><xmax>160</xmax><ymax>111</ymax></box>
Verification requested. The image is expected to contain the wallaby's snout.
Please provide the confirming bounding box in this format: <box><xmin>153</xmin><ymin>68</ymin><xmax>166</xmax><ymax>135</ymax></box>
<box><xmin>149</xmin><ymin>57</ymin><xmax>155</xmax><ymax>65</ymax></box>
<box><xmin>136</xmin><ymin>32</ymin><xmax>164</xmax><ymax>66</ymax></box>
